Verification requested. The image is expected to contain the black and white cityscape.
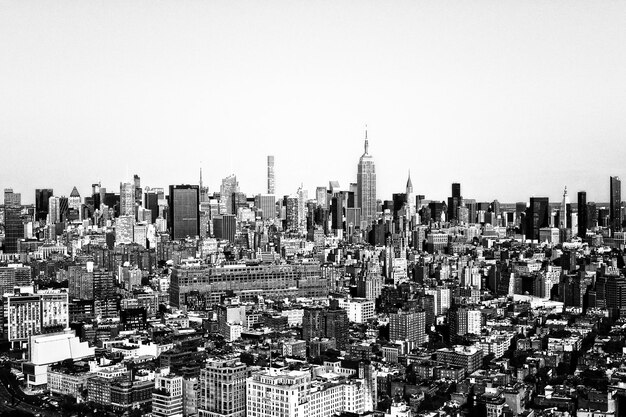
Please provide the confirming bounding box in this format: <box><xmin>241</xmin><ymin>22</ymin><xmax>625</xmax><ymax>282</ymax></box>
<box><xmin>2</xmin><ymin>2</ymin><xmax>626</xmax><ymax>417</ymax></box>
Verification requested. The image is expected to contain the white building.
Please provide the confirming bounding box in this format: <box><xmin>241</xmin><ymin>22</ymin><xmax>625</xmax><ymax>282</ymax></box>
<box><xmin>153</xmin><ymin>370</ymin><xmax>184</xmax><ymax>417</ymax></box>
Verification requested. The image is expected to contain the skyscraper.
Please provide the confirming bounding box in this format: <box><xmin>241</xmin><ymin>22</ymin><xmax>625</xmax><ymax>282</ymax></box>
<box><xmin>3</xmin><ymin>189</ymin><xmax>21</xmax><ymax>207</ymax></box>
<box><xmin>220</xmin><ymin>175</ymin><xmax>239</xmax><ymax>215</ymax></box>
<box><xmin>168</xmin><ymin>185</ymin><xmax>200</xmax><ymax>240</ymax></box>
<box><xmin>559</xmin><ymin>186</ymin><xmax>569</xmax><ymax>229</ymax></box>
<box><xmin>357</xmin><ymin>130</ymin><xmax>376</xmax><ymax>230</ymax></box>
<box><xmin>68</xmin><ymin>186</ymin><xmax>81</xmax><ymax>220</ymax></box>
<box><xmin>578</xmin><ymin>191</ymin><xmax>587</xmax><ymax>238</ymax></box>
<box><xmin>526</xmin><ymin>197</ymin><xmax>550</xmax><ymax>241</ymax></box>
<box><xmin>448</xmin><ymin>183</ymin><xmax>462</xmax><ymax>223</ymax></box>
<box><xmin>198</xmin><ymin>359</ymin><xmax>246</xmax><ymax>417</ymax></box>
<box><xmin>133</xmin><ymin>174</ymin><xmax>142</xmax><ymax>206</ymax></box>
<box><xmin>120</xmin><ymin>182</ymin><xmax>135</xmax><ymax>217</ymax></box>
<box><xmin>267</xmin><ymin>155</ymin><xmax>275</xmax><ymax>195</ymax></box>
<box><xmin>406</xmin><ymin>171</ymin><xmax>414</xmax><ymax>217</ymax></box>
<box><xmin>35</xmin><ymin>189</ymin><xmax>53</xmax><ymax>222</ymax></box>
<box><xmin>199</xmin><ymin>166</ymin><xmax>208</xmax><ymax>203</ymax></box>
<box><xmin>610</xmin><ymin>176</ymin><xmax>622</xmax><ymax>233</ymax></box>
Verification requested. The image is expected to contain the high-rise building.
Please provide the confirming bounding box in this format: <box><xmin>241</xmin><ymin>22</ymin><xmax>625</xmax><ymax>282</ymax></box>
<box><xmin>448</xmin><ymin>306</ymin><xmax>482</xmax><ymax>342</ymax></box>
<box><xmin>448</xmin><ymin>183</ymin><xmax>462</xmax><ymax>223</ymax></box>
<box><xmin>3</xmin><ymin>189</ymin><xmax>21</xmax><ymax>206</ymax></box>
<box><xmin>254</xmin><ymin>194</ymin><xmax>276</xmax><ymax>220</ymax></box>
<box><xmin>389</xmin><ymin>310</ymin><xmax>426</xmax><ymax>345</ymax></box>
<box><xmin>168</xmin><ymin>185</ymin><xmax>200</xmax><ymax>240</ymax></box>
<box><xmin>610</xmin><ymin>176</ymin><xmax>622</xmax><ymax>233</ymax></box>
<box><xmin>220</xmin><ymin>175</ymin><xmax>239</xmax><ymax>215</ymax></box>
<box><xmin>68</xmin><ymin>186</ymin><xmax>81</xmax><ymax>221</ymax></box>
<box><xmin>578</xmin><ymin>191</ymin><xmax>587</xmax><ymax>238</ymax></box>
<box><xmin>120</xmin><ymin>182</ymin><xmax>135</xmax><ymax>217</ymax></box>
<box><xmin>4</xmin><ymin>205</ymin><xmax>23</xmax><ymax>254</ymax></box>
<box><xmin>133</xmin><ymin>175</ymin><xmax>142</xmax><ymax>206</ymax></box>
<box><xmin>144</xmin><ymin>190</ymin><xmax>159</xmax><ymax>223</ymax></box>
<box><xmin>267</xmin><ymin>155</ymin><xmax>275</xmax><ymax>195</ymax></box>
<box><xmin>153</xmin><ymin>372</ymin><xmax>183</xmax><ymax>417</ymax></box>
<box><xmin>198</xmin><ymin>359</ymin><xmax>246</xmax><ymax>417</ymax></box>
<box><xmin>526</xmin><ymin>197</ymin><xmax>550</xmax><ymax>241</ymax></box>
<box><xmin>315</xmin><ymin>187</ymin><xmax>328</xmax><ymax>208</ymax></box>
<box><xmin>357</xmin><ymin>130</ymin><xmax>376</xmax><ymax>230</ymax></box>
<box><xmin>406</xmin><ymin>171</ymin><xmax>414</xmax><ymax>217</ymax></box>
<box><xmin>559</xmin><ymin>186</ymin><xmax>569</xmax><ymax>230</ymax></box>
<box><xmin>285</xmin><ymin>195</ymin><xmax>299</xmax><ymax>233</ymax></box>
<box><xmin>35</xmin><ymin>189</ymin><xmax>53</xmax><ymax>222</ymax></box>
<box><xmin>452</xmin><ymin>183</ymin><xmax>461</xmax><ymax>199</ymax></box>
<box><xmin>199</xmin><ymin>166</ymin><xmax>208</xmax><ymax>203</ymax></box>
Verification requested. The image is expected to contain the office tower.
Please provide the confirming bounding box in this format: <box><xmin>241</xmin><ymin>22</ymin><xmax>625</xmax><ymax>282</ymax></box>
<box><xmin>231</xmin><ymin>192</ymin><xmax>248</xmax><ymax>215</ymax></box>
<box><xmin>491</xmin><ymin>199</ymin><xmax>501</xmax><ymax>217</ymax></box>
<box><xmin>315</xmin><ymin>187</ymin><xmax>327</xmax><ymax>208</ymax></box>
<box><xmin>448</xmin><ymin>183</ymin><xmax>462</xmax><ymax>223</ymax></box>
<box><xmin>168</xmin><ymin>185</ymin><xmax>200</xmax><ymax>240</ymax></box>
<box><xmin>133</xmin><ymin>175</ymin><xmax>142</xmax><ymax>206</ymax></box>
<box><xmin>198</xmin><ymin>359</ymin><xmax>246</xmax><ymax>417</ymax></box>
<box><xmin>4</xmin><ymin>205</ymin><xmax>23</xmax><ymax>253</ymax></box>
<box><xmin>448</xmin><ymin>306</ymin><xmax>482</xmax><ymax>342</ymax></box>
<box><xmin>68</xmin><ymin>265</ymin><xmax>94</xmax><ymax>300</ymax></box>
<box><xmin>587</xmin><ymin>202</ymin><xmax>597</xmax><ymax>229</ymax></box>
<box><xmin>267</xmin><ymin>155</ymin><xmax>275</xmax><ymax>195</ymax></box>
<box><xmin>220</xmin><ymin>175</ymin><xmax>239</xmax><ymax>215</ymax></box>
<box><xmin>406</xmin><ymin>171</ymin><xmax>414</xmax><ymax>217</ymax></box>
<box><xmin>120</xmin><ymin>182</ymin><xmax>135</xmax><ymax>216</ymax></box>
<box><xmin>247</xmin><ymin>369</ymin><xmax>311</xmax><ymax>417</ymax></box>
<box><xmin>3</xmin><ymin>189</ymin><xmax>21</xmax><ymax>206</ymax></box>
<box><xmin>526</xmin><ymin>197</ymin><xmax>550</xmax><ymax>240</ymax></box>
<box><xmin>389</xmin><ymin>310</ymin><xmax>426</xmax><ymax>345</ymax></box>
<box><xmin>115</xmin><ymin>215</ymin><xmax>134</xmax><ymax>244</ymax></box>
<box><xmin>330</xmin><ymin>194</ymin><xmax>344</xmax><ymax>232</ymax></box>
<box><xmin>559</xmin><ymin>186</ymin><xmax>569</xmax><ymax>229</ymax></box>
<box><xmin>254</xmin><ymin>194</ymin><xmax>276</xmax><ymax>220</ymax></box>
<box><xmin>452</xmin><ymin>183</ymin><xmax>461</xmax><ymax>199</ymax></box>
<box><xmin>297</xmin><ymin>186</ymin><xmax>308</xmax><ymax>232</ymax></box>
<box><xmin>578</xmin><ymin>191</ymin><xmax>587</xmax><ymax>238</ymax></box>
<box><xmin>302</xmin><ymin>303</ymin><xmax>348</xmax><ymax>350</ymax></box>
<box><xmin>284</xmin><ymin>195</ymin><xmax>299</xmax><ymax>232</ymax></box>
<box><xmin>610</xmin><ymin>176</ymin><xmax>622</xmax><ymax>233</ymax></box>
<box><xmin>48</xmin><ymin>196</ymin><xmax>60</xmax><ymax>224</ymax></box>
<box><xmin>153</xmin><ymin>372</ymin><xmax>183</xmax><ymax>417</ymax></box>
<box><xmin>35</xmin><ymin>189</ymin><xmax>53</xmax><ymax>222</ymax></box>
<box><xmin>145</xmin><ymin>190</ymin><xmax>159</xmax><ymax>223</ymax></box>
<box><xmin>214</xmin><ymin>214</ymin><xmax>236</xmax><ymax>243</ymax></box>
<box><xmin>68</xmin><ymin>186</ymin><xmax>81</xmax><ymax>220</ymax></box>
<box><xmin>199</xmin><ymin>166</ymin><xmax>208</xmax><ymax>203</ymax></box>
<box><xmin>357</xmin><ymin>130</ymin><xmax>376</xmax><ymax>230</ymax></box>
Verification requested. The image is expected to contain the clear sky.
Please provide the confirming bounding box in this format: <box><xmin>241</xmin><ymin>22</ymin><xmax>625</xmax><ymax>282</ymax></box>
<box><xmin>1</xmin><ymin>0</ymin><xmax>625</xmax><ymax>205</ymax></box>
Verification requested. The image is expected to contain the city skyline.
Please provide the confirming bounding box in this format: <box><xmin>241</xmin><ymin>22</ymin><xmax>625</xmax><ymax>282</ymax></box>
<box><xmin>2</xmin><ymin>1</ymin><xmax>626</xmax><ymax>203</ymax></box>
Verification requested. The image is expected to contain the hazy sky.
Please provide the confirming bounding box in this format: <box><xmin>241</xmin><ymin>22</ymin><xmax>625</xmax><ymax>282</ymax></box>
<box><xmin>1</xmin><ymin>0</ymin><xmax>626</xmax><ymax>205</ymax></box>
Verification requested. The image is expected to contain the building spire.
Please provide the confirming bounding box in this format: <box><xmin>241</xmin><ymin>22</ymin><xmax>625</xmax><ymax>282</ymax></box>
<box><xmin>199</xmin><ymin>162</ymin><xmax>203</xmax><ymax>189</ymax></box>
<box><xmin>364</xmin><ymin>125</ymin><xmax>369</xmax><ymax>154</ymax></box>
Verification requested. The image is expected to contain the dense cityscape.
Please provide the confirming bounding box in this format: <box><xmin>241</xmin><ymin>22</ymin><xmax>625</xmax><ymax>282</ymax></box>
<box><xmin>0</xmin><ymin>134</ymin><xmax>624</xmax><ymax>417</ymax></box>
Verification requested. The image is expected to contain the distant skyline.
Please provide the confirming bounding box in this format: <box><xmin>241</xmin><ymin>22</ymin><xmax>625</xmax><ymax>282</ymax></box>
<box><xmin>1</xmin><ymin>1</ymin><xmax>626</xmax><ymax>204</ymax></box>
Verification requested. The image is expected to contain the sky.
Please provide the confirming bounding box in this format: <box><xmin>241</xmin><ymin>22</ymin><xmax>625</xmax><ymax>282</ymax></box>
<box><xmin>1</xmin><ymin>0</ymin><xmax>626</xmax><ymax>205</ymax></box>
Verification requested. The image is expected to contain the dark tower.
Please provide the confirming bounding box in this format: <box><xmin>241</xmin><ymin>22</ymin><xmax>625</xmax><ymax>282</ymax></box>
<box><xmin>35</xmin><ymin>189</ymin><xmax>53</xmax><ymax>222</ymax></box>
<box><xmin>577</xmin><ymin>191</ymin><xmax>587</xmax><ymax>238</ymax></box>
<box><xmin>168</xmin><ymin>185</ymin><xmax>200</xmax><ymax>240</ymax></box>
<box><xmin>610</xmin><ymin>176</ymin><xmax>622</xmax><ymax>233</ymax></box>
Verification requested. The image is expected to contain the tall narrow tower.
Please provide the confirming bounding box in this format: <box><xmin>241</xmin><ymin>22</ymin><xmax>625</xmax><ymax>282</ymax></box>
<box><xmin>267</xmin><ymin>155</ymin><xmax>275</xmax><ymax>195</ymax></box>
<box><xmin>610</xmin><ymin>176</ymin><xmax>622</xmax><ymax>233</ymax></box>
<box><xmin>357</xmin><ymin>129</ymin><xmax>376</xmax><ymax>230</ymax></box>
<box><xmin>406</xmin><ymin>170</ymin><xmax>414</xmax><ymax>217</ymax></box>
<box><xmin>560</xmin><ymin>186</ymin><xmax>569</xmax><ymax>229</ymax></box>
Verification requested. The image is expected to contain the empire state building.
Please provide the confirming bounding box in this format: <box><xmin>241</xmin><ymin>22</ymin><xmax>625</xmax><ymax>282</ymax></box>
<box><xmin>357</xmin><ymin>130</ymin><xmax>377</xmax><ymax>230</ymax></box>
